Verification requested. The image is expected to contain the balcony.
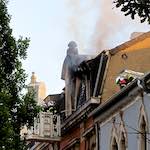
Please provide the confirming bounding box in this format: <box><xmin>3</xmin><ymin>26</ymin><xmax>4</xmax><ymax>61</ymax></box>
<box><xmin>26</xmin><ymin>112</ymin><xmax>61</xmax><ymax>143</ymax></box>
<box><xmin>116</xmin><ymin>69</ymin><xmax>144</xmax><ymax>89</ymax></box>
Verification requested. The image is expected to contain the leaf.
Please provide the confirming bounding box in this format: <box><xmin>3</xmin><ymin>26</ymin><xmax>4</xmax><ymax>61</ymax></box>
<box><xmin>0</xmin><ymin>0</ymin><xmax>39</xmax><ymax>149</ymax></box>
<box><xmin>114</xmin><ymin>0</ymin><xmax>150</xmax><ymax>23</ymax></box>
<box><xmin>141</xmin><ymin>17</ymin><xmax>147</xmax><ymax>23</ymax></box>
<box><xmin>131</xmin><ymin>12</ymin><xmax>135</xmax><ymax>19</ymax></box>
<box><xmin>121</xmin><ymin>6</ymin><xmax>129</xmax><ymax>12</ymax></box>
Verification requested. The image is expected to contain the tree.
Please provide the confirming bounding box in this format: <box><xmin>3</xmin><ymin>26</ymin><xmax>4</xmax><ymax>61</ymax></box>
<box><xmin>0</xmin><ymin>0</ymin><xmax>40</xmax><ymax>149</ymax></box>
<box><xmin>114</xmin><ymin>0</ymin><xmax>150</xmax><ymax>24</ymax></box>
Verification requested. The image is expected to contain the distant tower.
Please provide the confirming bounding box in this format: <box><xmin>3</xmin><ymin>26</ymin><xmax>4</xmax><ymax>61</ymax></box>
<box><xmin>28</xmin><ymin>72</ymin><xmax>46</xmax><ymax>105</ymax></box>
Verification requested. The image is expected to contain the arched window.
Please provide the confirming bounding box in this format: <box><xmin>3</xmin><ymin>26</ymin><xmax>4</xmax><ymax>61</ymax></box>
<box><xmin>110</xmin><ymin>122</ymin><xmax>119</xmax><ymax>150</ymax></box>
<box><xmin>139</xmin><ymin>116</ymin><xmax>147</xmax><ymax>150</ymax></box>
<box><xmin>119</xmin><ymin>132</ymin><xmax>126</xmax><ymax>150</ymax></box>
<box><xmin>111</xmin><ymin>137</ymin><xmax>118</xmax><ymax>150</ymax></box>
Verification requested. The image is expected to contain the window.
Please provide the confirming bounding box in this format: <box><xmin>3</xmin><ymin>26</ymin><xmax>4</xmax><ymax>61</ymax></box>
<box><xmin>111</xmin><ymin>137</ymin><xmax>118</xmax><ymax>150</ymax></box>
<box><xmin>110</xmin><ymin>124</ymin><xmax>119</xmax><ymax>150</ymax></box>
<box><xmin>69</xmin><ymin>143</ymin><xmax>80</xmax><ymax>150</ymax></box>
<box><xmin>139</xmin><ymin>116</ymin><xmax>147</xmax><ymax>150</ymax></box>
<box><xmin>64</xmin><ymin>139</ymin><xmax>80</xmax><ymax>150</ymax></box>
<box><xmin>74</xmin><ymin>143</ymin><xmax>80</xmax><ymax>150</ymax></box>
<box><xmin>85</xmin><ymin>132</ymin><xmax>96</xmax><ymax>150</ymax></box>
<box><xmin>119</xmin><ymin>132</ymin><xmax>126</xmax><ymax>150</ymax></box>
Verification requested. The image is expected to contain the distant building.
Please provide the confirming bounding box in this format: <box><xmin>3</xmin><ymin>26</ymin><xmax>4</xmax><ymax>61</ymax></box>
<box><xmin>21</xmin><ymin>72</ymin><xmax>46</xmax><ymax>138</ymax></box>
<box><xmin>26</xmin><ymin>73</ymin><xmax>61</xmax><ymax>150</ymax></box>
<box><xmin>28</xmin><ymin>72</ymin><xmax>46</xmax><ymax>105</ymax></box>
<box><xmin>26</xmin><ymin>111</ymin><xmax>61</xmax><ymax>150</ymax></box>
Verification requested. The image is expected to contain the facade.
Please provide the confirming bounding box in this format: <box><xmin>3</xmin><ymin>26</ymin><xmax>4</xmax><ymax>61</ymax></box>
<box><xmin>60</xmin><ymin>41</ymin><xmax>108</xmax><ymax>149</ymax></box>
<box><xmin>59</xmin><ymin>31</ymin><xmax>150</xmax><ymax>150</ymax></box>
<box><xmin>101</xmin><ymin>31</ymin><xmax>150</xmax><ymax>102</ymax></box>
<box><xmin>92</xmin><ymin>72</ymin><xmax>150</xmax><ymax>150</ymax></box>
<box><xmin>26</xmin><ymin>74</ymin><xmax>61</xmax><ymax>150</ymax></box>
<box><xmin>60</xmin><ymin>50</ymin><xmax>108</xmax><ymax>150</ymax></box>
<box><xmin>26</xmin><ymin>111</ymin><xmax>61</xmax><ymax>150</ymax></box>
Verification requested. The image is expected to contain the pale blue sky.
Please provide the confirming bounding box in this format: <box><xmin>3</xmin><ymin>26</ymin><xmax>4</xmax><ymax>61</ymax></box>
<box><xmin>8</xmin><ymin>0</ymin><xmax>149</xmax><ymax>95</ymax></box>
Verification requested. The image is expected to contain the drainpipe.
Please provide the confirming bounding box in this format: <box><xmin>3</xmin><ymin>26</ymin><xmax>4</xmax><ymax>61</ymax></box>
<box><xmin>95</xmin><ymin>123</ymin><xmax>100</xmax><ymax>150</ymax></box>
<box><xmin>93</xmin><ymin>53</ymin><xmax>104</xmax><ymax>97</ymax></box>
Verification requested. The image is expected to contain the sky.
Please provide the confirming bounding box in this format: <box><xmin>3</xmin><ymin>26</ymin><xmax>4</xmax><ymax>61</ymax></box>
<box><xmin>8</xmin><ymin>0</ymin><xmax>150</xmax><ymax>95</ymax></box>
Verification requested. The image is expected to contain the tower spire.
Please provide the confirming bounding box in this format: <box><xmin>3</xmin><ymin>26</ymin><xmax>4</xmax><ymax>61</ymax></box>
<box><xmin>31</xmin><ymin>72</ymin><xmax>37</xmax><ymax>83</ymax></box>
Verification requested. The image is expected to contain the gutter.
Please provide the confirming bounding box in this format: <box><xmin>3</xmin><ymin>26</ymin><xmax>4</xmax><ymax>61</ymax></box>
<box><xmin>90</xmin><ymin>79</ymin><xmax>137</xmax><ymax>119</ymax></box>
<box><xmin>90</xmin><ymin>71</ymin><xmax>150</xmax><ymax>119</ymax></box>
<box><xmin>61</xmin><ymin>98</ymin><xmax>100</xmax><ymax>135</ymax></box>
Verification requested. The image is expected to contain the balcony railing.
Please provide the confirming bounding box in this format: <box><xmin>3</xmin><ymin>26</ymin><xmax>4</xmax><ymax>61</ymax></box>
<box><xmin>26</xmin><ymin>112</ymin><xmax>61</xmax><ymax>142</ymax></box>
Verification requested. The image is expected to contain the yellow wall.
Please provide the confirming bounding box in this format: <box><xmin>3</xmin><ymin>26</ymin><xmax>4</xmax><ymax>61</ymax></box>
<box><xmin>101</xmin><ymin>37</ymin><xmax>150</xmax><ymax>102</ymax></box>
<box><xmin>38</xmin><ymin>82</ymin><xmax>46</xmax><ymax>102</ymax></box>
<box><xmin>124</xmin><ymin>37</ymin><xmax>150</xmax><ymax>52</ymax></box>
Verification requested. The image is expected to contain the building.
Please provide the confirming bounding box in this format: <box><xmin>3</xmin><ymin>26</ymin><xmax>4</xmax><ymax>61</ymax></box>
<box><xmin>59</xmin><ymin>31</ymin><xmax>150</xmax><ymax>150</ymax></box>
<box><xmin>21</xmin><ymin>72</ymin><xmax>46</xmax><ymax>138</ymax></box>
<box><xmin>28</xmin><ymin>72</ymin><xmax>46</xmax><ymax>105</ymax></box>
<box><xmin>60</xmin><ymin>50</ymin><xmax>108</xmax><ymax>150</ymax></box>
<box><xmin>26</xmin><ymin>73</ymin><xmax>61</xmax><ymax>150</ymax></box>
<box><xmin>26</xmin><ymin>31</ymin><xmax>150</xmax><ymax>150</ymax></box>
<box><xmin>26</xmin><ymin>111</ymin><xmax>61</xmax><ymax>150</ymax></box>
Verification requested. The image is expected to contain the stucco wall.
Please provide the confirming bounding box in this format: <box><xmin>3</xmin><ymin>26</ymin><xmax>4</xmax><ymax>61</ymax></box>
<box><xmin>98</xmin><ymin>93</ymin><xmax>150</xmax><ymax>150</ymax></box>
<box><xmin>102</xmin><ymin>37</ymin><xmax>150</xmax><ymax>102</ymax></box>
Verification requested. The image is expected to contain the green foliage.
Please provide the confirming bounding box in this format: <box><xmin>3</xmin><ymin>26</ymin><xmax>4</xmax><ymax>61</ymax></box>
<box><xmin>0</xmin><ymin>0</ymin><xmax>40</xmax><ymax>149</ymax></box>
<box><xmin>114</xmin><ymin>0</ymin><xmax>150</xmax><ymax>24</ymax></box>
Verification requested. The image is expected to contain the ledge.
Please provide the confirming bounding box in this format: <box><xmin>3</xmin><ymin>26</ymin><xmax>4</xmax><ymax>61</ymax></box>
<box><xmin>26</xmin><ymin>135</ymin><xmax>61</xmax><ymax>143</ymax></box>
<box><xmin>82</xmin><ymin>125</ymin><xmax>94</xmax><ymax>137</ymax></box>
<box><xmin>61</xmin><ymin>97</ymin><xmax>100</xmax><ymax>135</ymax></box>
<box><xmin>62</xmin><ymin>138</ymin><xmax>80</xmax><ymax>150</ymax></box>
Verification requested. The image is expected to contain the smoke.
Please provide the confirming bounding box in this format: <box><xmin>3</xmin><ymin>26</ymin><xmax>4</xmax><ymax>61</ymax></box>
<box><xmin>65</xmin><ymin>0</ymin><xmax>125</xmax><ymax>52</ymax></box>
<box><xmin>65</xmin><ymin>0</ymin><xmax>149</xmax><ymax>53</ymax></box>
<box><xmin>65</xmin><ymin>0</ymin><xmax>98</xmax><ymax>52</ymax></box>
<box><xmin>91</xmin><ymin>0</ymin><xmax>125</xmax><ymax>51</ymax></box>
<box><xmin>65</xmin><ymin>0</ymin><xmax>84</xmax><ymax>50</ymax></box>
